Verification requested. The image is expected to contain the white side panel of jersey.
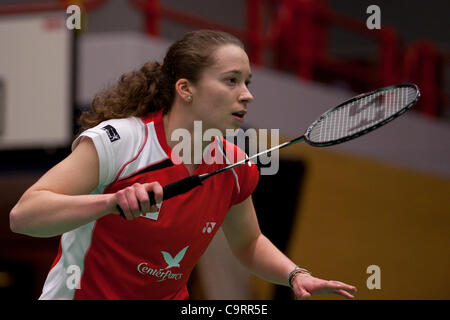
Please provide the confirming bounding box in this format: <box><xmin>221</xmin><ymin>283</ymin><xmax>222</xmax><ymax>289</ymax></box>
<box><xmin>39</xmin><ymin>221</ymin><xmax>96</xmax><ymax>300</ymax></box>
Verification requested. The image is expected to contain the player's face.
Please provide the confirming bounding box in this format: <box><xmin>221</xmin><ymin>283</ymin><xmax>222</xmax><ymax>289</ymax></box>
<box><xmin>190</xmin><ymin>44</ymin><xmax>253</xmax><ymax>134</ymax></box>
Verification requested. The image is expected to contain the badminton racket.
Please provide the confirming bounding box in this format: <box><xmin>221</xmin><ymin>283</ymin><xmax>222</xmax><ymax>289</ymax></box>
<box><xmin>117</xmin><ymin>83</ymin><xmax>420</xmax><ymax>218</ymax></box>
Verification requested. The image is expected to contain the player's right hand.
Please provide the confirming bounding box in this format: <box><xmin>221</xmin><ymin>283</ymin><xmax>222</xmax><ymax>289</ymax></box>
<box><xmin>113</xmin><ymin>182</ymin><xmax>163</xmax><ymax>220</ymax></box>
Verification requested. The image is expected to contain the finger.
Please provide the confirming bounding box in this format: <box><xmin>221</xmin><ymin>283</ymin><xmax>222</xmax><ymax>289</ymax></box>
<box><xmin>145</xmin><ymin>182</ymin><xmax>163</xmax><ymax>204</ymax></box>
<box><xmin>125</xmin><ymin>188</ymin><xmax>141</xmax><ymax>218</ymax></box>
<box><xmin>116</xmin><ymin>205</ymin><xmax>126</xmax><ymax>219</ymax></box>
<box><xmin>149</xmin><ymin>204</ymin><xmax>159</xmax><ymax>213</ymax></box>
<box><xmin>116</xmin><ymin>192</ymin><xmax>133</xmax><ymax>221</ymax></box>
<box><xmin>145</xmin><ymin>182</ymin><xmax>163</xmax><ymax>211</ymax></box>
<box><xmin>135</xmin><ymin>185</ymin><xmax>150</xmax><ymax>214</ymax></box>
<box><xmin>297</xmin><ymin>288</ymin><xmax>311</xmax><ymax>300</ymax></box>
<box><xmin>328</xmin><ymin>280</ymin><xmax>357</xmax><ymax>293</ymax></box>
<box><xmin>334</xmin><ymin>289</ymin><xmax>355</xmax><ymax>299</ymax></box>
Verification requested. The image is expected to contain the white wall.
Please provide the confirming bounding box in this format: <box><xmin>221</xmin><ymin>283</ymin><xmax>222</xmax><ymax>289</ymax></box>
<box><xmin>0</xmin><ymin>14</ymin><xmax>72</xmax><ymax>149</ymax></box>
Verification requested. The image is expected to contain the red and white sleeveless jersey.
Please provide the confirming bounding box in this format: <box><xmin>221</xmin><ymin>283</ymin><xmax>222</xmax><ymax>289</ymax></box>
<box><xmin>39</xmin><ymin>110</ymin><xmax>259</xmax><ymax>300</ymax></box>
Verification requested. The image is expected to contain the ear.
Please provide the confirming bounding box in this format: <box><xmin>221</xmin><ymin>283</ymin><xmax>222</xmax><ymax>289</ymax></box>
<box><xmin>175</xmin><ymin>78</ymin><xmax>195</xmax><ymax>103</ymax></box>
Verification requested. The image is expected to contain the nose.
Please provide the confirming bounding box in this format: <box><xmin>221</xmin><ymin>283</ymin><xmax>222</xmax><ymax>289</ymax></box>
<box><xmin>239</xmin><ymin>85</ymin><xmax>254</xmax><ymax>105</ymax></box>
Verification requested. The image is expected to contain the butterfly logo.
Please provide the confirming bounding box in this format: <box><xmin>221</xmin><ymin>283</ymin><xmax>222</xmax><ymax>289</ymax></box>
<box><xmin>161</xmin><ymin>246</ymin><xmax>189</xmax><ymax>269</ymax></box>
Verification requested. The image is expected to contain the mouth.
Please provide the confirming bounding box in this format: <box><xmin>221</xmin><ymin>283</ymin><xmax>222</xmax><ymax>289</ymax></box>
<box><xmin>231</xmin><ymin>110</ymin><xmax>247</xmax><ymax>122</ymax></box>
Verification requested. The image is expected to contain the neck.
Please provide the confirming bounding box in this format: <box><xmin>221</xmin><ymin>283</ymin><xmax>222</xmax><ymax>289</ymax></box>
<box><xmin>163</xmin><ymin>106</ymin><xmax>214</xmax><ymax>169</ymax></box>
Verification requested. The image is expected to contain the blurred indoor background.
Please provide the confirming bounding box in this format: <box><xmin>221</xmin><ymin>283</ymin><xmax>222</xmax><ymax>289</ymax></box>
<box><xmin>0</xmin><ymin>0</ymin><xmax>449</xmax><ymax>300</ymax></box>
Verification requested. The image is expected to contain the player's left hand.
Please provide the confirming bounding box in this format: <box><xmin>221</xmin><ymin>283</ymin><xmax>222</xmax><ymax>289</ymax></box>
<box><xmin>291</xmin><ymin>274</ymin><xmax>357</xmax><ymax>299</ymax></box>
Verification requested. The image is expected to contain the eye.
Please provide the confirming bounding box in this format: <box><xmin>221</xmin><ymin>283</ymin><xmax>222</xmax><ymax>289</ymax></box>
<box><xmin>245</xmin><ymin>80</ymin><xmax>251</xmax><ymax>87</ymax></box>
<box><xmin>225</xmin><ymin>77</ymin><xmax>238</xmax><ymax>85</ymax></box>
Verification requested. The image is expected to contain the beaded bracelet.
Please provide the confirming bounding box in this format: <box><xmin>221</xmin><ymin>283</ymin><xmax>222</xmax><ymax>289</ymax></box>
<box><xmin>288</xmin><ymin>267</ymin><xmax>312</xmax><ymax>289</ymax></box>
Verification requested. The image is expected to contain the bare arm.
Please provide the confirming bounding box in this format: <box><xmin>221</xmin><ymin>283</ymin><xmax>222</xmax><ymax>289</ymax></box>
<box><xmin>222</xmin><ymin>197</ymin><xmax>297</xmax><ymax>286</ymax></box>
<box><xmin>222</xmin><ymin>197</ymin><xmax>357</xmax><ymax>299</ymax></box>
<box><xmin>9</xmin><ymin>138</ymin><xmax>162</xmax><ymax>238</ymax></box>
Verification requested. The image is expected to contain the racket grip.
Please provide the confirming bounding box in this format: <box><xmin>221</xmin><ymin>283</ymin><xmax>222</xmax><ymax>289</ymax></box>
<box><xmin>117</xmin><ymin>175</ymin><xmax>203</xmax><ymax>219</ymax></box>
<box><xmin>160</xmin><ymin>174</ymin><xmax>203</xmax><ymax>201</ymax></box>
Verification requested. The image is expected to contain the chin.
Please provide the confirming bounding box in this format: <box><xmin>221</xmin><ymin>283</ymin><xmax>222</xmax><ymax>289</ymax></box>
<box><xmin>222</xmin><ymin>125</ymin><xmax>242</xmax><ymax>136</ymax></box>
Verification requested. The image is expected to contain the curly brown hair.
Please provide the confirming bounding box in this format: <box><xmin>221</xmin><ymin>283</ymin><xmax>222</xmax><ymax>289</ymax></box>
<box><xmin>78</xmin><ymin>29</ymin><xmax>244</xmax><ymax>132</ymax></box>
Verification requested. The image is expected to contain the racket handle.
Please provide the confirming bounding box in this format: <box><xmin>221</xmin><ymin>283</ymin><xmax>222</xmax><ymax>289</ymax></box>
<box><xmin>117</xmin><ymin>175</ymin><xmax>203</xmax><ymax>219</ymax></box>
<box><xmin>160</xmin><ymin>174</ymin><xmax>203</xmax><ymax>201</ymax></box>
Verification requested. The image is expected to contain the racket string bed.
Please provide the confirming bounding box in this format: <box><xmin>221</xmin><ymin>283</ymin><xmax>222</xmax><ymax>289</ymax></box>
<box><xmin>307</xmin><ymin>85</ymin><xmax>418</xmax><ymax>145</ymax></box>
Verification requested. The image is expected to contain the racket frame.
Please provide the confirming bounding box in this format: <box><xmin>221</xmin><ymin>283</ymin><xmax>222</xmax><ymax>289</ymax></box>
<box><xmin>304</xmin><ymin>83</ymin><xmax>420</xmax><ymax>147</ymax></box>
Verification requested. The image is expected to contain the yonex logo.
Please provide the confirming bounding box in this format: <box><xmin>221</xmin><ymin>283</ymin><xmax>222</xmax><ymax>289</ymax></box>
<box><xmin>202</xmin><ymin>222</ymin><xmax>216</xmax><ymax>234</ymax></box>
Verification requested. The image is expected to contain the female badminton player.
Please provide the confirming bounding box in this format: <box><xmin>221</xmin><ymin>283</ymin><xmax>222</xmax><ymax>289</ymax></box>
<box><xmin>10</xmin><ymin>30</ymin><xmax>356</xmax><ymax>300</ymax></box>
